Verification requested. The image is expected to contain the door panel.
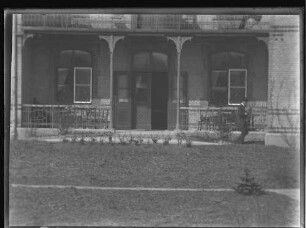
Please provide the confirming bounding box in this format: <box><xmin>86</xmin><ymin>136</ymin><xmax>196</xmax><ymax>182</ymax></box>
<box><xmin>134</xmin><ymin>72</ymin><xmax>151</xmax><ymax>129</ymax></box>
<box><xmin>114</xmin><ymin>72</ymin><xmax>131</xmax><ymax>129</ymax></box>
<box><xmin>151</xmin><ymin>73</ymin><xmax>168</xmax><ymax>130</ymax></box>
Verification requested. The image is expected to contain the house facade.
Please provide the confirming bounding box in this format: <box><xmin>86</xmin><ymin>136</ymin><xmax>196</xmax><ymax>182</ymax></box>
<box><xmin>10</xmin><ymin>11</ymin><xmax>301</xmax><ymax>146</ymax></box>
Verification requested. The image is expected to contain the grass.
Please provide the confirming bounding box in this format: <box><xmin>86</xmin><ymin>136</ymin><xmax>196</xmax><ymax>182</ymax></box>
<box><xmin>9</xmin><ymin>140</ymin><xmax>300</xmax><ymax>226</ymax></box>
<box><xmin>9</xmin><ymin>140</ymin><xmax>299</xmax><ymax>189</ymax></box>
<box><xmin>10</xmin><ymin>187</ymin><xmax>299</xmax><ymax>226</ymax></box>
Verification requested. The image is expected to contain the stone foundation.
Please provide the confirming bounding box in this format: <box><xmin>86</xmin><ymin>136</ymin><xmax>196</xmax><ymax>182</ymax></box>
<box><xmin>265</xmin><ymin>133</ymin><xmax>300</xmax><ymax>149</ymax></box>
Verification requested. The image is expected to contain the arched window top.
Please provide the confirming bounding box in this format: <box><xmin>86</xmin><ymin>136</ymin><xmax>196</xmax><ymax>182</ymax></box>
<box><xmin>59</xmin><ymin>50</ymin><xmax>74</xmax><ymax>66</ymax></box>
<box><xmin>133</xmin><ymin>51</ymin><xmax>168</xmax><ymax>71</ymax></box>
<box><xmin>133</xmin><ymin>52</ymin><xmax>150</xmax><ymax>70</ymax></box>
<box><xmin>74</xmin><ymin>50</ymin><xmax>91</xmax><ymax>66</ymax></box>
<box><xmin>211</xmin><ymin>51</ymin><xmax>246</xmax><ymax>69</ymax></box>
<box><xmin>59</xmin><ymin>50</ymin><xmax>92</xmax><ymax>67</ymax></box>
<box><xmin>151</xmin><ymin>52</ymin><xmax>168</xmax><ymax>70</ymax></box>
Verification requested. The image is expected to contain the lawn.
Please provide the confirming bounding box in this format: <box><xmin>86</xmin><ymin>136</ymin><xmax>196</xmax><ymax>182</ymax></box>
<box><xmin>10</xmin><ymin>187</ymin><xmax>299</xmax><ymax>227</ymax></box>
<box><xmin>10</xmin><ymin>140</ymin><xmax>299</xmax><ymax>189</ymax></box>
<box><xmin>9</xmin><ymin>140</ymin><xmax>300</xmax><ymax>226</ymax></box>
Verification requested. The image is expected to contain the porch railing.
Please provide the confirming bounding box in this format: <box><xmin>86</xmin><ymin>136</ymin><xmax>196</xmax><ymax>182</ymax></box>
<box><xmin>22</xmin><ymin>14</ymin><xmax>270</xmax><ymax>32</ymax></box>
<box><xmin>21</xmin><ymin>104</ymin><xmax>110</xmax><ymax>130</ymax></box>
<box><xmin>21</xmin><ymin>104</ymin><xmax>267</xmax><ymax>131</ymax></box>
<box><xmin>180</xmin><ymin>107</ymin><xmax>267</xmax><ymax>131</ymax></box>
<box><xmin>179</xmin><ymin>108</ymin><xmax>189</xmax><ymax>130</ymax></box>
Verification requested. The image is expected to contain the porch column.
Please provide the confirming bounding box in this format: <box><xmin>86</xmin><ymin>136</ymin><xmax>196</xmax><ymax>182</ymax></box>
<box><xmin>167</xmin><ymin>36</ymin><xmax>192</xmax><ymax>130</ymax></box>
<box><xmin>13</xmin><ymin>14</ymin><xmax>33</xmax><ymax>138</ymax></box>
<box><xmin>99</xmin><ymin>35</ymin><xmax>124</xmax><ymax>129</ymax></box>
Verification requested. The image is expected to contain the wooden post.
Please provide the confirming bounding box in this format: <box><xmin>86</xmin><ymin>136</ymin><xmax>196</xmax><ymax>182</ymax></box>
<box><xmin>99</xmin><ymin>35</ymin><xmax>124</xmax><ymax>129</ymax></box>
<box><xmin>11</xmin><ymin>14</ymin><xmax>17</xmax><ymax>139</ymax></box>
<box><xmin>167</xmin><ymin>36</ymin><xmax>192</xmax><ymax>130</ymax></box>
<box><xmin>176</xmin><ymin>51</ymin><xmax>181</xmax><ymax>130</ymax></box>
<box><xmin>14</xmin><ymin>14</ymin><xmax>33</xmax><ymax>138</ymax></box>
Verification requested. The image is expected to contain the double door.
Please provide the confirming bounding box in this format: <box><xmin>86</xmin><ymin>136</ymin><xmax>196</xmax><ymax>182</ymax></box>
<box><xmin>114</xmin><ymin>72</ymin><xmax>168</xmax><ymax>130</ymax></box>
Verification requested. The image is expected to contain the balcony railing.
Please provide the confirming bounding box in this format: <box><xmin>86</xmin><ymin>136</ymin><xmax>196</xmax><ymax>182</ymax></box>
<box><xmin>21</xmin><ymin>14</ymin><xmax>270</xmax><ymax>32</ymax></box>
<box><xmin>21</xmin><ymin>104</ymin><xmax>110</xmax><ymax>130</ymax></box>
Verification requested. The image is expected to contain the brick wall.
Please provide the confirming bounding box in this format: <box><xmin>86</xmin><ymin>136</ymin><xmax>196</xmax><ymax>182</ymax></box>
<box><xmin>27</xmin><ymin>42</ymin><xmax>51</xmax><ymax>104</ymax></box>
<box><xmin>266</xmin><ymin>15</ymin><xmax>300</xmax><ymax>133</ymax></box>
<box><xmin>97</xmin><ymin>41</ymin><xmax>110</xmax><ymax>100</ymax></box>
<box><xmin>181</xmin><ymin>40</ymin><xmax>205</xmax><ymax>100</ymax></box>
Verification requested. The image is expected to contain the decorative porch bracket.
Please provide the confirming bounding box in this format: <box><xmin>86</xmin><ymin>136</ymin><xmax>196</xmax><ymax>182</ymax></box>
<box><xmin>167</xmin><ymin>36</ymin><xmax>192</xmax><ymax>130</ymax></box>
<box><xmin>99</xmin><ymin>35</ymin><xmax>125</xmax><ymax>129</ymax></box>
<box><xmin>22</xmin><ymin>33</ymin><xmax>34</xmax><ymax>46</ymax></box>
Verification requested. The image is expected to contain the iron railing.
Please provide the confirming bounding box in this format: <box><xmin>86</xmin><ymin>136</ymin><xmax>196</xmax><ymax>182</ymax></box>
<box><xmin>180</xmin><ymin>107</ymin><xmax>267</xmax><ymax>131</ymax></box>
<box><xmin>21</xmin><ymin>104</ymin><xmax>110</xmax><ymax>130</ymax></box>
<box><xmin>179</xmin><ymin>108</ymin><xmax>189</xmax><ymax>130</ymax></box>
<box><xmin>21</xmin><ymin>104</ymin><xmax>267</xmax><ymax>131</ymax></box>
<box><xmin>22</xmin><ymin>14</ymin><xmax>270</xmax><ymax>32</ymax></box>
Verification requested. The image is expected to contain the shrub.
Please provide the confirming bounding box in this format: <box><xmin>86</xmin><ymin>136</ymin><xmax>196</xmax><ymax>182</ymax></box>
<box><xmin>233</xmin><ymin>168</ymin><xmax>265</xmax><ymax>196</ymax></box>
<box><xmin>99</xmin><ymin>135</ymin><xmax>104</xmax><ymax>144</ymax></box>
<box><xmin>79</xmin><ymin>137</ymin><xmax>85</xmax><ymax>145</ymax></box>
<box><xmin>162</xmin><ymin>135</ymin><xmax>171</xmax><ymax>146</ymax></box>
<box><xmin>128</xmin><ymin>136</ymin><xmax>134</xmax><ymax>144</ymax></box>
<box><xmin>118</xmin><ymin>133</ymin><xmax>128</xmax><ymax>145</ymax></box>
<box><xmin>185</xmin><ymin>137</ymin><xmax>193</xmax><ymax>147</ymax></box>
<box><xmin>79</xmin><ymin>133</ymin><xmax>86</xmax><ymax>145</ymax></box>
<box><xmin>71</xmin><ymin>133</ymin><xmax>77</xmax><ymax>143</ymax></box>
<box><xmin>90</xmin><ymin>136</ymin><xmax>97</xmax><ymax>143</ymax></box>
<box><xmin>217</xmin><ymin>125</ymin><xmax>232</xmax><ymax>142</ymax></box>
<box><xmin>145</xmin><ymin>138</ymin><xmax>151</xmax><ymax>145</ymax></box>
<box><xmin>175</xmin><ymin>131</ymin><xmax>187</xmax><ymax>145</ymax></box>
<box><xmin>151</xmin><ymin>134</ymin><xmax>159</xmax><ymax>144</ymax></box>
<box><xmin>103</xmin><ymin>131</ymin><xmax>114</xmax><ymax>144</ymax></box>
<box><xmin>133</xmin><ymin>135</ymin><xmax>143</xmax><ymax>146</ymax></box>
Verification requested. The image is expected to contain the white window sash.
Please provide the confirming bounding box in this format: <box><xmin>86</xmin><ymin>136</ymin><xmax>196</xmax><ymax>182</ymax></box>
<box><xmin>74</xmin><ymin>67</ymin><xmax>92</xmax><ymax>103</ymax></box>
<box><xmin>228</xmin><ymin>69</ymin><xmax>247</xmax><ymax>105</ymax></box>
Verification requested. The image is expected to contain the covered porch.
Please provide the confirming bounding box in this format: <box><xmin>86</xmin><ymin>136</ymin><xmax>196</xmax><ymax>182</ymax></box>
<box><xmin>12</xmin><ymin>13</ymin><xmax>271</xmax><ymax>137</ymax></box>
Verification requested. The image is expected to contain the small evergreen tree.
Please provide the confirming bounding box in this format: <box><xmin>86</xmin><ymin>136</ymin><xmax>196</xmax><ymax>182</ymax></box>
<box><xmin>233</xmin><ymin>168</ymin><xmax>265</xmax><ymax>195</ymax></box>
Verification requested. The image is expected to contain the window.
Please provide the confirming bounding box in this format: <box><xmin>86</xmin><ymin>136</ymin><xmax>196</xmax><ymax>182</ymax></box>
<box><xmin>211</xmin><ymin>70</ymin><xmax>228</xmax><ymax>106</ymax></box>
<box><xmin>56</xmin><ymin>50</ymin><xmax>92</xmax><ymax>104</ymax></box>
<box><xmin>57</xmin><ymin>68</ymin><xmax>73</xmax><ymax>104</ymax></box>
<box><xmin>135</xmin><ymin>74</ymin><xmax>149</xmax><ymax>102</ymax></box>
<box><xmin>210</xmin><ymin>52</ymin><xmax>247</xmax><ymax>106</ymax></box>
<box><xmin>74</xmin><ymin>67</ymin><xmax>92</xmax><ymax>103</ymax></box>
<box><xmin>117</xmin><ymin>74</ymin><xmax>129</xmax><ymax>101</ymax></box>
<box><xmin>228</xmin><ymin>69</ymin><xmax>247</xmax><ymax>104</ymax></box>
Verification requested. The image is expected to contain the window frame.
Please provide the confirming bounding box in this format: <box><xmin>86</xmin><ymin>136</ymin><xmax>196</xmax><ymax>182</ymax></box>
<box><xmin>116</xmin><ymin>73</ymin><xmax>130</xmax><ymax>103</ymax></box>
<box><xmin>209</xmin><ymin>51</ymin><xmax>248</xmax><ymax>106</ymax></box>
<box><xmin>228</xmin><ymin>69</ymin><xmax>247</xmax><ymax>105</ymax></box>
<box><xmin>56</xmin><ymin>67</ymin><xmax>73</xmax><ymax>104</ymax></box>
<box><xmin>73</xmin><ymin>67</ymin><xmax>92</xmax><ymax>103</ymax></box>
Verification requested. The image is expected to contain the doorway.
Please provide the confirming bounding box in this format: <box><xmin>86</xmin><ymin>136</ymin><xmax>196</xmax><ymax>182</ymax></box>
<box><xmin>151</xmin><ymin>73</ymin><xmax>168</xmax><ymax>130</ymax></box>
<box><xmin>132</xmin><ymin>72</ymin><xmax>168</xmax><ymax>130</ymax></box>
